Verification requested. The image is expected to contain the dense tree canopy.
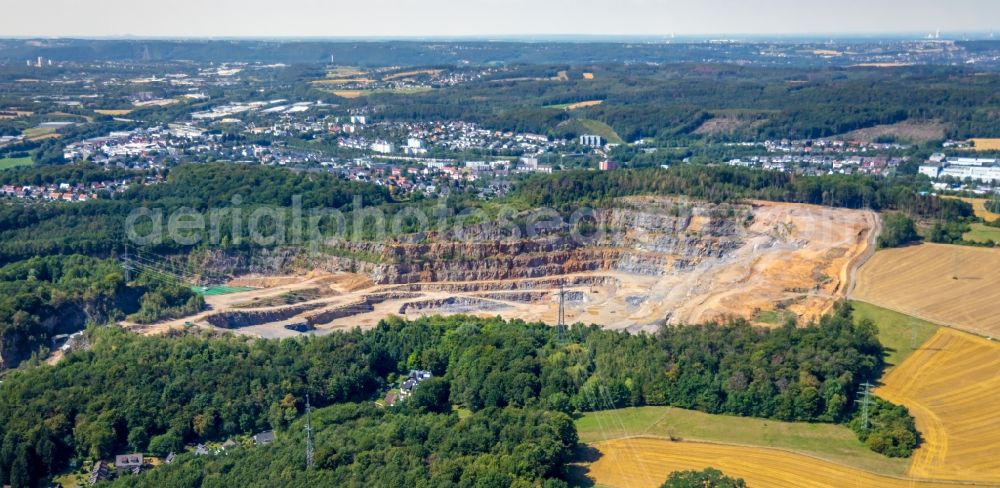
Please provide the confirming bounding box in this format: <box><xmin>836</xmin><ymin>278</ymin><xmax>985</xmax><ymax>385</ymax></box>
<box><xmin>878</xmin><ymin>213</ymin><xmax>920</xmax><ymax>248</ymax></box>
<box><xmin>513</xmin><ymin>166</ymin><xmax>973</xmax><ymax>222</ymax></box>
<box><xmin>661</xmin><ymin>468</ymin><xmax>747</xmax><ymax>488</ymax></box>
<box><xmin>0</xmin><ymin>306</ymin><xmax>915</xmax><ymax>486</ymax></box>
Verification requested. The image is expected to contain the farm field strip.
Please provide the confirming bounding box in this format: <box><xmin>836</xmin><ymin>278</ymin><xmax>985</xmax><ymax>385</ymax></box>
<box><xmin>851</xmin><ymin>243</ymin><xmax>1000</xmax><ymax>337</ymax></box>
<box><xmin>964</xmin><ymin>223</ymin><xmax>1000</xmax><ymax>244</ymax></box>
<box><xmin>970</xmin><ymin>138</ymin><xmax>1000</xmax><ymax>152</ymax></box>
<box><xmin>585</xmin><ymin>438</ymin><xmax>977</xmax><ymax>488</ymax></box>
<box><xmin>576</xmin><ymin>406</ymin><xmax>909</xmax><ymax>476</ymax></box>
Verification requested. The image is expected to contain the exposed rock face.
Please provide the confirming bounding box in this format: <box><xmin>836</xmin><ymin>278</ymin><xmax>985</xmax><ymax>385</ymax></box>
<box><xmin>399</xmin><ymin>297</ymin><xmax>512</xmax><ymax>315</ymax></box>
<box><xmin>475</xmin><ymin>291</ymin><xmax>550</xmax><ymax>303</ymax></box>
<box><xmin>305</xmin><ymin>300</ymin><xmax>373</xmax><ymax>327</ymax></box>
<box><xmin>392</xmin><ymin>275</ymin><xmax>620</xmax><ymax>293</ymax></box>
<box><xmin>367</xmin><ymin>203</ymin><xmax>748</xmax><ymax>284</ymax></box>
<box><xmin>192</xmin><ymin>201</ymin><xmax>751</xmax><ymax>288</ymax></box>
<box><xmin>2</xmin><ymin>299</ymin><xmax>115</xmax><ymax>370</ymax></box>
<box><xmin>206</xmin><ymin>303</ymin><xmax>326</xmax><ymax>329</ymax></box>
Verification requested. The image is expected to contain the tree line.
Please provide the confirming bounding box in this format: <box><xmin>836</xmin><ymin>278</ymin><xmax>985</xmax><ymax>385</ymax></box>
<box><xmin>513</xmin><ymin>165</ymin><xmax>973</xmax><ymax>222</ymax></box>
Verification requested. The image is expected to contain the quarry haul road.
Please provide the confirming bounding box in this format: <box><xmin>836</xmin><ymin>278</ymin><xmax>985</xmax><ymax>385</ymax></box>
<box><xmin>846</xmin><ymin>209</ymin><xmax>881</xmax><ymax>300</ymax></box>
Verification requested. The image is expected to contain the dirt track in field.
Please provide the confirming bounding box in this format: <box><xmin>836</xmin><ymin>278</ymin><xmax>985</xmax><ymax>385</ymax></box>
<box><xmin>877</xmin><ymin>327</ymin><xmax>1000</xmax><ymax>482</ymax></box>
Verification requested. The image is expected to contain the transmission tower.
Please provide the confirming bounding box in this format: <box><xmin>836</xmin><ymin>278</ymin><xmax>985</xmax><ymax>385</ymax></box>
<box><xmin>305</xmin><ymin>394</ymin><xmax>314</xmax><ymax>470</ymax></box>
<box><xmin>123</xmin><ymin>242</ymin><xmax>131</xmax><ymax>282</ymax></box>
<box><xmin>856</xmin><ymin>382</ymin><xmax>874</xmax><ymax>430</ymax></box>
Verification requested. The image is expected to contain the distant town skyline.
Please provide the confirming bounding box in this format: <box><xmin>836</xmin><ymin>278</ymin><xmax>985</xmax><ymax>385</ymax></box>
<box><xmin>3</xmin><ymin>0</ymin><xmax>1000</xmax><ymax>38</ymax></box>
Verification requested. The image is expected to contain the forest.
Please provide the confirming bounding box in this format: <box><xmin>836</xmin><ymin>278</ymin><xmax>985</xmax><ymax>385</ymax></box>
<box><xmin>359</xmin><ymin>64</ymin><xmax>1000</xmax><ymax>142</ymax></box>
<box><xmin>0</xmin><ymin>254</ymin><xmax>201</xmax><ymax>370</ymax></box>
<box><xmin>0</xmin><ymin>163</ymin><xmax>972</xmax><ymax>268</ymax></box>
<box><xmin>0</xmin><ymin>305</ymin><xmax>915</xmax><ymax>486</ymax></box>
<box><xmin>512</xmin><ymin>165</ymin><xmax>973</xmax><ymax>221</ymax></box>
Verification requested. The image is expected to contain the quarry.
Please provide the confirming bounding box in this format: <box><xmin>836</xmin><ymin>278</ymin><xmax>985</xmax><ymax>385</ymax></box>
<box><xmin>137</xmin><ymin>198</ymin><xmax>878</xmax><ymax>338</ymax></box>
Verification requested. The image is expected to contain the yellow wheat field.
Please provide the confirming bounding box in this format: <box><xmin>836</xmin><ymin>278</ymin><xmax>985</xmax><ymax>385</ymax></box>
<box><xmin>383</xmin><ymin>69</ymin><xmax>442</xmax><ymax>80</ymax></box>
<box><xmin>311</xmin><ymin>78</ymin><xmax>375</xmax><ymax>85</ymax></box>
<box><xmin>852</xmin><ymin>243</ymin><xmax>1000</xmax><ymax>337</ymax></box>
<box><xmin>563</xmin><ymin>100</ymin><xmax>603</xmax><ymax>110</ymax></box>
<box><xmin>944</xmin><ymin>196</ymin><xmax>1000</xmax><ymax>222</ymax></box>
<box><xmin>971</xmin><ymin>138</ymin><xmax>1000</xmax><ymax>151</ymax></box>
<box><xmin>586</xmin><ymin>438</ymin><xmax>971</xmax><ymax>488</ymax></box>
<box><xmin>876</xmin><ymin>327</ymin><xmax>1000</xmax><ymax>482</ymax></box>
<box><xmin>330</xmin><ymin>90</ymin><xmax>363</xmax><ymax>99</ymax></box>
<box><xmin>94</xmin><ymin>109</ymin><xmax>132</xmax><ymax>116</ymax></box>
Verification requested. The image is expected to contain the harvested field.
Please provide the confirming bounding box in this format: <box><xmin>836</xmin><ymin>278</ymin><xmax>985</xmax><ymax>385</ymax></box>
<box><xmin>547</xmin><ymin>100</ymin><xmax>603</xmax><ymax>110</ymax></box>
<box><xmin>383</xmin><ymin>69</ymin><xmax>442</xmax><ymax>80</ymax></box>
<box><xmin>330</xmin><ymin>90</ymin><xmax>363</xmax><ymax>99</ymax></box>
<box><xmin>970</xmin><ymin>138</ymin><xmax>1000</xmax><ymax>152</ymax></box>
<box><xmin>576</xmin><ymin>406</ymin><xmax>908</xmax><ymax>475</ymax></box>
<box><xmin>584</xmin><ymin>438</ymin><xmax>972</xmax><ymax>488</ymax></box>
<box><xmin>324</xmin><ymin>87</ymin><xmax>431</xmax><ymax>98</ymax></box>
<box><xmin>876</xmin><ymin>327</ymin><xmax>1000</xmax><ymax>482</ymax></box>
<box><xmin>852</xmin><ymin>243</ymin><xmax>1000</xmax><ymax>337</ymax></box>
<box><xmin>94</xmin><ymin>109</ymin><xmax>132</xmax><ymax>116</ymax></box>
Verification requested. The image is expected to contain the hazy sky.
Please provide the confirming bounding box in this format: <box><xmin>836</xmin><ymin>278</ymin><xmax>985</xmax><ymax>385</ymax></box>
<box><xmin>3</xmin><ymin>0</ymin><xmax>1000</xmax><ymax>38</ymax></box>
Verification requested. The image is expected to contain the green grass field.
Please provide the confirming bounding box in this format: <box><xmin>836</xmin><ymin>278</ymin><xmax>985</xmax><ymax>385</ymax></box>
<box><xmin>963</xmin><ymin>223</ymin><xmax>1000</xmax><ymax>245</ymax></box>
<box><xmin>849</xmin><ymin>300</ymin><xmax>939</xmax><ymax>368</ymax></box>
<box><xmin>575</xmin><ymin>119</ymin><xmax>625</xmax><ymax>144</ymax></box>
<box><xmin>575</xmin><ymin>406</ymin><xmax>909</xmax><ymax>476</ymax></box>
<box><xmin>753</xmin><ymin>308</ymin><xmax>795</xmax><ymax>325</ymax></box>
<box><xmin>0</xmin><ymin>156</ymin><xmax>32</xmax><ymax>170</ymax></box>
<box><xmin>193</xmin><ymin>285</ymin><xmax>256</xmax><ymax>296</ymax></box>
<box><xmin>22</xmin><ymin>127</ymin><xmax>57</xmax><ymax>141</ymax></box>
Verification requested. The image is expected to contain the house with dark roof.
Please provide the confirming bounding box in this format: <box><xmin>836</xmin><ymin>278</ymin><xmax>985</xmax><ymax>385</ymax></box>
<box><xmin>253</xmin><ymin>430</ymin><xmax>276</xmax><ymax>445</ymax></box>
<box><xmin>115</xmin><ymin>453</ymin><xmax>143</xmax><ymax>469</ymax></box>
<box><xmin>88</xmin><ymin>461</ymin><xmax>109</xmax><ymax>485</ymax></box>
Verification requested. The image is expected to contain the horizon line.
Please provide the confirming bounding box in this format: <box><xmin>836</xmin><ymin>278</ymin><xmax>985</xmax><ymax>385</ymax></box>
<box><xmin>2</xmin><ymin>31</ymin><xmax>997</xmax><ymax>42</ymax></box>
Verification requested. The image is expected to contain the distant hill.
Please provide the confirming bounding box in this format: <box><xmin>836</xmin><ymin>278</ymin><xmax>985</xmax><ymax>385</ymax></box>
<box><xmin>2</xmin><ymin>38</ymin><xmax>1000</xmax><ymax>67</ymax></box>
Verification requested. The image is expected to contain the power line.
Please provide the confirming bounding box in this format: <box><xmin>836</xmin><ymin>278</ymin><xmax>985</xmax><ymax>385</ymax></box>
<box><xmin>120</xmin><ymin>242</ymin><xmax>232</xmax><ymax>287</ymax></box>
<box><xmin>856</xmin><ymin>381</ymin><xmax>874</xmax><ymax>430</ymax></box>
<box><xmin>305</xmin><ymin>394</ymin><xmax>314</xmax><ymax>470</ymax></box>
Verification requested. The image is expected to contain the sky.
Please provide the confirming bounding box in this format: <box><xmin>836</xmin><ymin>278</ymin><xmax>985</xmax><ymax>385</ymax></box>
<box><xmin>3</xmin><ymin>0</ymin><xmax>1000</xmax><ymax>38</ymax></box>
